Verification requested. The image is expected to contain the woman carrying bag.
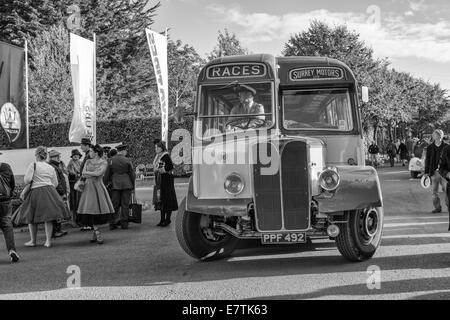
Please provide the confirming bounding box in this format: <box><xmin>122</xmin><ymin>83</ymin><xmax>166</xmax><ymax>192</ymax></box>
<box><xmin>17</xmin><ymin>146</ymin><xmax>70</xmax><ymax>248</ymax></box>
<box><xmin>152</xmin><ymin>139</ymin><xmax>178</xmax><ymax>227</ymax></box>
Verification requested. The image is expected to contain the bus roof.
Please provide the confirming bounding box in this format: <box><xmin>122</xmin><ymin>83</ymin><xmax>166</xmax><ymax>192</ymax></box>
<box><xmin>277</xmin><ymin>56</ymin><xmax>357</xmax><ymax>86</ymax></box>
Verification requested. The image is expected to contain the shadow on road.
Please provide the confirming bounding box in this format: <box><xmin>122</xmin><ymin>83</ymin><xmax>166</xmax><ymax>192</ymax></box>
<box><xmin>245</xmin><ymin>277</ymin><xmax>450</xmax><ymax>300</ymax></box>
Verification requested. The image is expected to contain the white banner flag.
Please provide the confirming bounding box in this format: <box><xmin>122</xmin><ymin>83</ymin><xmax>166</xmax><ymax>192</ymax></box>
<box><xmin>145</xmin><ymin>29</ymin><xmax>168</xmax><ymax>145</ymax></box>
<box><xmin>69</xmin><ymin>33</ymin><xmax>96</xmax><ymax>144</ymax></box>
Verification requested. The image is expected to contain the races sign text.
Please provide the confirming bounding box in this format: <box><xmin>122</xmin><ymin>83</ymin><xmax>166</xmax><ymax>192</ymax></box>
<box><xmin>207</xmin><ymin>64</ymin><xmax>266</xmax><ymax>79</ymax></box>
<box><xmin>290</xmin><ymin>67</ymin><xmax>344</xmax><ymax>81</ymax></box>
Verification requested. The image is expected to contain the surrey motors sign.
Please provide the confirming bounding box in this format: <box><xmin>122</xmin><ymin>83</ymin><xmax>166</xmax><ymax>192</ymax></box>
<box><xmin>290</xmin><ymin>67</ymin><xmax>344</xmax><ymax>81</ymax></box>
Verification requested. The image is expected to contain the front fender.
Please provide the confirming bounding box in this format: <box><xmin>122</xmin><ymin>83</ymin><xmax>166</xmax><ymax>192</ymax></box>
<box><xmin>314</xmin><ymin>166</ymin><xmax>383</xmax><ymax>213</ymax></box>
<box><xmin>186</xmin><ymin>177</ymin><xmax>251</xmax><ymax>217</ymax></box>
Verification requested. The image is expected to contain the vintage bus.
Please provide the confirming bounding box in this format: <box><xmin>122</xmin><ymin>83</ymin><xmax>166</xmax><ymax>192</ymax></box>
<box><xmin>175</xmin><ymin>54</ymin><xmax>383</xmax><ymax>262</ymax></box>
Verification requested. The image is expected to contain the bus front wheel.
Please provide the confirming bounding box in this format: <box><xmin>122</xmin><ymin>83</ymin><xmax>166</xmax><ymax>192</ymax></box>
<box><xmin>175</xmin><ymin>198</ymin><xmax>239</xmax><ymax>261</ymax></box>
<box><xmin>335</xmin><ymin>207</ymin><xmax>384</xmax><ymax>262</ymax></box>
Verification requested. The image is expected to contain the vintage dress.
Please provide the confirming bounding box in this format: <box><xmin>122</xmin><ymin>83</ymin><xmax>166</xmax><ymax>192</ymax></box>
<box><xmin>18</xmin><ymin>162</ymin><xmax>70</xmax><ymax>224</ymax></box>
<box><xmin>77</xmin><ymin>158</ymin><xmax>114</xmax><ymax>216</ymax></box>
<box><xmin>152</xmin><ymin>152</ymin><xmax>178</xmax><ymax>212</ymax></box>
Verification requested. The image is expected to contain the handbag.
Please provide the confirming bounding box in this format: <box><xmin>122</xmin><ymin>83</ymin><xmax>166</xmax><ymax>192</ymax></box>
<box><xmin>20</xmin><ymin>163</ymin><xmax>36</xmax><ymax>201</ymax></box>
<box><xmin>128</xmin><ymin>192</ymin><xmax>142</xmax><ymax>224</ymax></box>
<box><xmin>74</xmin><ymin>179</ymin><xmax>85</xmax><ymax>192</ymax></box>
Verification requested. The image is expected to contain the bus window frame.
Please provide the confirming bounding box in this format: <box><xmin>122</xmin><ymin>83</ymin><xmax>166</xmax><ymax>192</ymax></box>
<box><xmin>195</xmin><ymin>81</ymin><xmax>277</xmax><ymax>140</ymax></box>
<box><xmin>280</xmin><ymin>87</ymin><xmax>360</xmax><ymax>135</ymax></box>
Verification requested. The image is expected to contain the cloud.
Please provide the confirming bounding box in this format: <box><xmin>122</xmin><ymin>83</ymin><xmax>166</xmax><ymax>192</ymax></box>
<box><xmin>408</xmin><ymin>0</ymin><xmax>427</xmax><ymax>12</ymax></box>
<box><xmin>207</xmin><ymin>5</ymin><xmax>450</xmax><ymax>63</ymax></box>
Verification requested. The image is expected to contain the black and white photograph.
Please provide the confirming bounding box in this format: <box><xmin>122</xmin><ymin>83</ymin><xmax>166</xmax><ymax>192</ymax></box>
<box><xmin>0</xmin><ymin>0</ymin><xmax>449</xmax><ymax>307</ymax></box>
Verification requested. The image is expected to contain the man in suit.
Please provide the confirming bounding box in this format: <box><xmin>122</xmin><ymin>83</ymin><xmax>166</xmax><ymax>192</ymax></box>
<box><xmin>425</xmin><ymin>129</ymin><xmax>448</xmax><ymax>213</ymax></box>
<box><xmin>438</xmin><ymin>141</ymin><xmax>450</xmax><ymax>232</ymax></box>
<box><xmin>106</xmin><ymin>143</ymin><xmax>135</xmax><ymax>230</ymax></box>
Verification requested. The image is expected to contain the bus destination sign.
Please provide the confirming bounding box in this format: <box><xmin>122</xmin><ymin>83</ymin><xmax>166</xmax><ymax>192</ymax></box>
<box><xmin>290</xmin><ymin>67</ymin><xmax>344</xmax><ymax>81</ymax></box>
<box><xmin>207</xmin><ymin>63</ymin><xmax>266</xmax><ymax>79</ymax></box>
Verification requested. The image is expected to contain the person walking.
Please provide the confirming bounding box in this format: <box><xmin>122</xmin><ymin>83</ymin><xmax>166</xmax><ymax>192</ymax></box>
<box><xmin>106</xmin><ymin>143</ymin><xmax>135</xmax><ymax>230</ymax></box>
<box><xmin>395</xmin><ymin>139</ymin><xmax>401</xmax><ymax>163</ymax></box>
<box><xmin>424</xmin><ymin>129</ymin><xmax>448</xmax><ymax>214</ymax></box>
<box><xmin>397</xmin><ymin>139</ymin><xmax>409</xmax><ymax>166</ymax></box>
<box><xmin>77</xmin><ymin>144</ymin><xmax>114</xmax><ymax>244</ymax></box>
<box><xmin>386</xmin><ymin>139</ymin><xmax>397</xmax><ymax>167</ymax></box>
<box><xmin>152</xmin><ymin>140</ymin><xmax>178</xmax><ymax>227</ymax></box>
<box><xmin>0</xmin><ymin>156</ymin><xmax>19</xmax><ymax>262</ymax></box>
<box><xmin>67</xmin><ymin>149</ymin><xmax>82</xmax><ymax>226</ymax></box>
<box><xmin>438</xmin><ymin>143</ymin><xmax>450</xmax><ymax>231</ymax></box>
<box><xmin>48</xmin><ymin>150</ymin><xmax>69</xmax><ymax>238</ymax></box>
<box><xmin>17</xmin><ymin>146</ymin><xmax>70</xmax><ymax>248</ymax></box>
<box><xmin>368</xmin><ymin>142</ymin><xmax>380</xmax><ymax>168</ymax></box>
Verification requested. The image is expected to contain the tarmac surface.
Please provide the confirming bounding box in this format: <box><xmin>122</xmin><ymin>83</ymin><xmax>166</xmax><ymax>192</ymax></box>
<box><xmin>0</xmin><ymin>163</ymin><xmax>449</xmax><ymax>300</ymax></box>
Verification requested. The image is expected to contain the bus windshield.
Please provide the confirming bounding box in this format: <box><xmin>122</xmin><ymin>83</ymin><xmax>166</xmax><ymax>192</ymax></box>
<box><xmin>199</xmin><ymin>82</ymin><xmax>274</xmax><ymax>135</ymax></box>
<box><xmin>282</xmin><ymin>88</ymin><xmax>354</xmax><ymax>131</ymax></box>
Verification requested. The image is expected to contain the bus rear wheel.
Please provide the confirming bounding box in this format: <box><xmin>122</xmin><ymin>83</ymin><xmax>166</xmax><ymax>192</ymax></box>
<box><xmin>335</xmin><ymin>207</ymin><xmax>383</xmax><ymax>262</ymax></box>
<box><xmin>175</xmin><ymin>198</ymin><xmax>239</xmax><ymax>261</ymax></box>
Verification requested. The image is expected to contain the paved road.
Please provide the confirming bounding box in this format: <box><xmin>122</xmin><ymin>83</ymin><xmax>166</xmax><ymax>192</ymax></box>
<box><xmin>0</xmin><ymin>164</ymin><xmax>449</xmax><ymax>299</ymax></box>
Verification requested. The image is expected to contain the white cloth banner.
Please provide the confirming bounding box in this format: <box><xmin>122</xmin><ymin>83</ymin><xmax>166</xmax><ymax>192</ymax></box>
<box><xmin>145</xmin><ymin>29</ymin><xmax>168</xmax><ymax>145</ymax></box>
<box><xmin>69</xmin><ymin>33</ymin><xmax>96</xmax><ymax>144</ymax></box>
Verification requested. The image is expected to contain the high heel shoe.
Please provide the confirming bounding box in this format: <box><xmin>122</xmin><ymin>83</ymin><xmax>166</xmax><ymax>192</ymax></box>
<box><xmin>94</xmin><ymin>230</ymin><xmax>104</xmax><ymax>245</ymax></box>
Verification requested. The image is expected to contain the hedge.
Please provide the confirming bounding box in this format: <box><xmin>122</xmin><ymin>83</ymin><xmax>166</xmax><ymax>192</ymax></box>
<box><xmin>0</xmin><ymin>116</ymin><xmax>194</xmax><ymax>176</ymax></box>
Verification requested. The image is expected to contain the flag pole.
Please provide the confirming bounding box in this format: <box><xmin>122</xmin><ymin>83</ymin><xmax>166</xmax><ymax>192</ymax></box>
<box><xmin>24</xmin><ymin>39</ymin><xmax>29</xmax><ymax>149</ymax></box>
<box><xmin>93</xmin><ymin>32</ymin><xmax>97</xmax><ymax>145</ymax></box>
<box><xmin>165</xmin><ymin>27</ymin><xmax>168</xmax><ymax>149</ymax></box>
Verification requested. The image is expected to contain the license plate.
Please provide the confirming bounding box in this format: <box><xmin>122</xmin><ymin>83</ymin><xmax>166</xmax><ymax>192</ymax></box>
<box><xmin>261</xmin><ymin>232</ymin><xmax>307</xmax><ymax>244</ymax></box>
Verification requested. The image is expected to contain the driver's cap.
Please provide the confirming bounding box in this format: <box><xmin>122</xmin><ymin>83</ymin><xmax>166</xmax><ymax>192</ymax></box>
<box><xmin>235</xmin><ymin>84</ymin><xmax>256</xmax><ymax>95</ymax></box>
<box><xmin>420</xmin><ymin>174</ymin><xmax>431</xmax><ymax>189</ymax></box>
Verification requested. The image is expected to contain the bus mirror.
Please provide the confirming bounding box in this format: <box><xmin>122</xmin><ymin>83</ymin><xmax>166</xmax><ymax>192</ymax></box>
<box><xmin>361</xmin><ymin>86</ymin><xmax>369</xmax><ymax>103</ymax></box>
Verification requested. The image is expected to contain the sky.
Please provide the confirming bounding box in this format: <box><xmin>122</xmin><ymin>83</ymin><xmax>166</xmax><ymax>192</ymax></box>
<box><xmin>150</xmin><ymin>0</ymin><xmax>450</xmax><ymax>94</ymax></box>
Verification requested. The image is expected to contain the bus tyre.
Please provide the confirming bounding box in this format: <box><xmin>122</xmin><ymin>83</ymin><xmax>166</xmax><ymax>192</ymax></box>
<box><xmin>335</xmin><ymin>207</ymin><xmax>383</xmax><ymax>262</ymax></box>
<box><xmin>175</xmin><ymin>198</ymin><xmax>239</xmax><ymax>261</ymax></box>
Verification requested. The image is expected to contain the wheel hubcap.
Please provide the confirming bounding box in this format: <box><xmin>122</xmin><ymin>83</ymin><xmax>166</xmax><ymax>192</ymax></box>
<box><xmin>358</xmin><ymin>208</ymin><xmax>379</xmax><ymax>244</ymax></box>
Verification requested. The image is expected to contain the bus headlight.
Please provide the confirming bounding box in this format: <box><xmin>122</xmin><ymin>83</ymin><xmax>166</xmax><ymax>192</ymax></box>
<box><xmin>224</xmin><ymin>173</ymin><xmax>245</xmax><ymax>195</ymax></box>
<box><xmin>319</xmin><ymin>168</ymin><xmax>340</xmax><ymax>191</ymax></box>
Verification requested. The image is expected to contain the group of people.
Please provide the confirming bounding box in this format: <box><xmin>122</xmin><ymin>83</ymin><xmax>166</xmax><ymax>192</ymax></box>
<box><xmin>385</xmin><ymin>139</ymin><xmax>411</xmax><ymax>167</ymax></box>
<box><xmin>369</xmin><ymin>136</ymin><xmax>431</xmax><ymax>168</ymax></box>
<box><xmin>0</xmin><ymin>138</ymin><xmax>178</xmax><ymax>263</ymax></box>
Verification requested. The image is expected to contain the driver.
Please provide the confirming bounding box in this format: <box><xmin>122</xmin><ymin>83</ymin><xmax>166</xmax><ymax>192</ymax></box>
<box><xmin>228</xmin><ymin>85</ymin><xmax>265</xmax><ymax>129</ymax></box>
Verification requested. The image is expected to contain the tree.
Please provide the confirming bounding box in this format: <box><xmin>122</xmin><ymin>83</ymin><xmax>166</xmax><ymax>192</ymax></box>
<box><xmin>168</xmin><ymin>40</ymin><xmax>205</xmax><ymax>114</ymax></box>
<box><xmin>71</xmin><ymin>0</ymin><xmax>162</xmax><ymax>120</ymax></box>
<box><xmin>208</xmin><ymin>29</ymin><xmax>249</xmax><ymax>61</ymax></box>
<box><xmin>0</xmin><ymin>0</ymin><xmax>41</xmax><ymax>47</ymax></box>
<box><xmin>28</xmin><ymin>24</ymin><xmax>72</xmax><ymax>125</ymax></box>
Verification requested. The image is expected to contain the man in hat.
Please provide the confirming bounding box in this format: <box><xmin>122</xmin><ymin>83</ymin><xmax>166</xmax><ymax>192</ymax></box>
<box><xmin>228</xmin><ymin>84</ymin><xmax>265</xmax><ymax>129</ymax></box>
<box><xmin>106</xmin><ymin>143</ymin><xmax>135</xmax><ymax>230</ymax></box>
<box><xmin>424</xmin><ymin>129</ymin><xmax>448</xmax><ymax>213</ymax></box>
<box><xmin>0</xmin><ymin>153</ymin><xmax>19</xmax><ymax>262</ymax></box>
<box><xmin>48</xmin><ymin>150</ymin><xmax>69</xmax><ymax>238</ymax></box>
